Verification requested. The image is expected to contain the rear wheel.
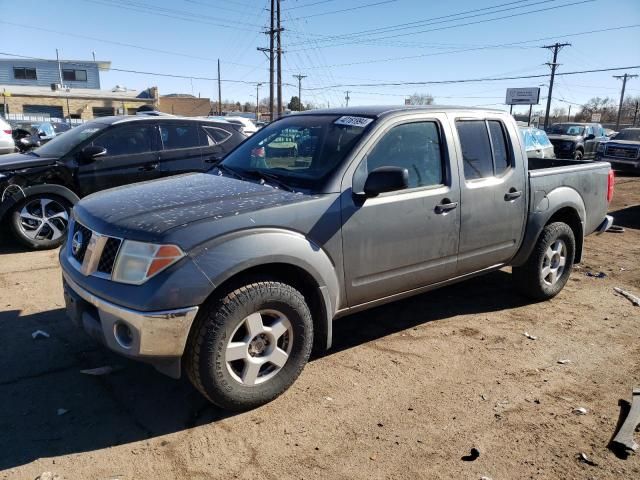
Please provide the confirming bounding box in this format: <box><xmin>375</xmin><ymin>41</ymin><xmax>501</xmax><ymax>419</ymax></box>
<box><xmin>10</xmin><ymin>195</ymin><xmax>71</xmax><ymax>249</ymax></box>
<box><xmin>513</xmin><ymin>222</ymin><xmax>575</xmax><ymax>300</ymax></box>
<box><xmin>185</xmin><ymin>280</ymin><xmax>313</xmax><ymax>411</ymax></box>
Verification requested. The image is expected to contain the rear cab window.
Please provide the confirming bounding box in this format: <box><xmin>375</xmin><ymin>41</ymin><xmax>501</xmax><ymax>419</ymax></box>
<box><xmin>456</xmin><ymin>119</ymin><xmax>513</xmax><ymax>180</ymax></box>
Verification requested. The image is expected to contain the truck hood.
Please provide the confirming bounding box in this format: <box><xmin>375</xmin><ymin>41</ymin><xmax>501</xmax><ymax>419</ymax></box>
<box><xmin>606</xmin><ymin>140</ymin><xmax>640</xmax><ymax>147</ymax></box>
<box><xmin>547</xmin><ymin>134</ymin><xmax>581</xmax><ymax>142</ymax></box>
<box><xmin>74</xmin><ymin>172</ymin><xmax>313</xmax><ymax>239</ymax></box>
<box><xmin>0</xmin><ymin>152</ymin><xmax>58</xmax><ymax>171</ymax></box>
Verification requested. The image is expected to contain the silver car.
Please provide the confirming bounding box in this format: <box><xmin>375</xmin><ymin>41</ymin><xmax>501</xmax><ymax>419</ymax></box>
<box><xmin>520</xmin><ymin>126</ymin><xmax>555</xmax><ymax>159</ymax></box>
<box><xmin>0</xmin><ymin>117</ymin><xmax>15</xmax><ymax>155</ymax></box>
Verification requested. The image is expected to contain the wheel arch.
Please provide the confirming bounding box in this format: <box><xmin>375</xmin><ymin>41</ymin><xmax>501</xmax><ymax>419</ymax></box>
<box><xmin>0</xmin><ymin>183</ymin><xmax>79</xmax><ymax>222</ymax></box>
<box><xmin>189</xmin><ymin>229</ymin><xmax>341</xmax><ymax>352</ymax></box>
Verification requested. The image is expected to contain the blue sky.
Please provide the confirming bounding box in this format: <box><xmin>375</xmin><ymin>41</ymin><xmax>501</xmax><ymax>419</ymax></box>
<box><xmin>1</xmin><ymin>0</ymin><xmax>639</xmax><ymax>115</ymax></box>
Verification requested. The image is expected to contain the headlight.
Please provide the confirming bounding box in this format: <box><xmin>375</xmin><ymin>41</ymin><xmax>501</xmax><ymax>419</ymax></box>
<box><xmin>111</xmin><ymin>240</ymin><xmax>185</xmax><ymax>285</ymax></box>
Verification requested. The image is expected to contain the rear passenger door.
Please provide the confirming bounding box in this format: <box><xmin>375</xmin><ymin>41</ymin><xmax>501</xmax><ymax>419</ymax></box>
<box><xmin>453</xmin><ymin>116</ymin><xmax>526</xmax><ymax>274</ymax></box>
<box><xmin>77</xmin><ymin>122</ymin><xmax>161</xmax><ymax>195</ymax></box>
<box><xmin>201</xmin><ymin>125</ymin><xmax>238</xmax><ymax>164</ymax></box>
<box><xmin>158</xmin><ymin>122</ymin><xmax>205</xmax><ymax>176</ymax></box>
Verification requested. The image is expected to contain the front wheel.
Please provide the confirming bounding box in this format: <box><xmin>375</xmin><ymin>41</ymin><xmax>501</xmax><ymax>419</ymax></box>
<box><xmin>513</xmin><ymin>222</ymin><xmax>575</xmax><ymax>301</ymax></box>
<box><xmin>10</xmin><ymin>195</ymin><xmax>71</xmax><ymax>249</ymax></box>
<box><xmin>573</xmin><ymin>149</ymin><xmax>584</xmax><ymax>160</ymax></box>
<box><xmin>185</xmin><ymin>281</ymin><xmax>313</xmax><ymax>411</ymax></box>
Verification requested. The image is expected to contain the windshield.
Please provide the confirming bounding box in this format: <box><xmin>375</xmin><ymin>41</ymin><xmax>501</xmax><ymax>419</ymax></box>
<box><xmin>34</xmin><ymin>121</ymin><xmax>106</xmax><ymax>156</ymax></box>
<box><xmin>220</xmin><ymin>114</ymin><xmax>373</xmax><ymax>188</ymax></box>
<box><xmin>547</xmin><ymin>124</ymin><xmax>585</xmax><ymax>136</ymax></box>
<box><xmin>613</xmin><ymin>129</ymin><xmax>640</xmax><ymax>141</ymax></box>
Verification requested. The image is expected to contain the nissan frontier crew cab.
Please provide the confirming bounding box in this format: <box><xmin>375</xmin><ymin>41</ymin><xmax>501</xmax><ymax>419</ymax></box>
<box><xmin>60</xmin><ymin>106</ymin><xmax>614</xmax><ymax>411</ymax></box>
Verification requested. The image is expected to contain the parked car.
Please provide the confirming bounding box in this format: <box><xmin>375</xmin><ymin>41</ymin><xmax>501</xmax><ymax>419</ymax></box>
<box><xmin>52</xmin><ymin>122</ymin><xmax>72</xmax><ymax>135</ymax></box>
<box><xmin>546</xmin><ymin>122</ymin><xmax>608</xmax><ymax>160</ymax></box>
<box><xmin>0</xmin><ymin>116</ymin><xmax>246</xmax><ymax>249</ymax></box>
<box><xmin>0</xmin><ymin>117</ymin><xmax>15</xmax><ymax>155</ymax></box>
<box><xmin>209</xmin><ymin>116</ymin><xmax>258</xmax><ymax>136</ymax></box>
<box><xmin>596</xmin><ymin>127</ymin><xmax>640</xmax><ymax>173</ymax></box>
<box><xmin>9</xmin><ymin>121</ymin><xmax>60</xmax><ymax>152</ymax></box>
<box><xmin>520</xmin><ymin>126</ymin><xmax>555</xmax><ymax>159</ymax></box>
<box><xmin>60</xmin><ymin>106</ymin><xmax>614</xmax><ymax>410</ymax></box>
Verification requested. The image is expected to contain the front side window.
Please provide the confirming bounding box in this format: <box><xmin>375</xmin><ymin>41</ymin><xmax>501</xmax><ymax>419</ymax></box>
<box><xmin>221</xmin><ymin>114</ymin><xmax>372</xmax><ymax>188</ymax></box>
<box><xmin>14</xmin><ymin>67</ymin><xmax>37</xmax><ymax>80</ymax></box>
<box><xmin>366</xmin><ymin>121</ymin><xmax>444</xmax><ymax>188</ymax></box>
<box><xmin>93</xmin><ymin>125</ymin><xmax>155</xmax><ymax>156</ymax></box>
<box><xmin>160</xmin><ymin>124</ymin><xmax>201</xmax><ymax>149</ymax></box>
<box><xmin>457</xmin><ymin>120</ymin><xmax>512</xmax><ymax>180</ymax></box>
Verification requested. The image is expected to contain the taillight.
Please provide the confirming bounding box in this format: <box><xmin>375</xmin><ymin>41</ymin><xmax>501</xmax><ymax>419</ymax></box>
<box><xmin>607</xmin><ymin>169</ymin><xmax>615</xmax><ymax>203</ymax></box>
<box><xmin>251</xmin><ymin>147</ymin><xmax>265</xmax><ymax>158</ymax></box>
<box><xmin>3</xmin><ymin>129</ymin><xmax>11</xmax><ymax>135</ymax></box>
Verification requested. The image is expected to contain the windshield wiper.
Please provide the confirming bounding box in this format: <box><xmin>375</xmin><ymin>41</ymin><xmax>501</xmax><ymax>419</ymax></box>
<box><xmin>215</xmin><ymin>164</ymin><xmax>247</xmax><ymax>181</ymax></box>
<box><xmin>244</xmin><ymin>170</ymin><xmax>296</xmax><ymax>192</ymax></box>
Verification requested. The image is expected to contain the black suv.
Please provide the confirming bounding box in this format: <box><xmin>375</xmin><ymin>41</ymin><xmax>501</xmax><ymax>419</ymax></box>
<box><xmin>0</xmin><ymin>116</ymin><xmax>245</xmax><ymax>249</ymax></box>
<box><xmin>546</xmin><ymin>122</ymin><xmax>608</xmax><ymax>160</ymax></box>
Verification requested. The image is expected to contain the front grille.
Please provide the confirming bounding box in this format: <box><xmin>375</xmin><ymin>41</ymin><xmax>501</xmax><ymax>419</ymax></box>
<box><xmin>606</xmin><ymin>145</ymin><xmax>638</xmax><ymax>159</ymax></box>
<box><xmin>97</xmin><ymin>237</ymin><xmax>122</xmax><ymax>274</ymax></box>
<box><xmin>71</xmin><ymin>222</ymin><xmax>92</xmax><ymax>263</ymax></box>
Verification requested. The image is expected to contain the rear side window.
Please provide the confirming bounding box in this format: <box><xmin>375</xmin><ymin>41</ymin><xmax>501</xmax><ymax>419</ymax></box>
<box><xmin>203</xmin><ymin>126</ymin><xmax>232</xmax><ymax>145</ymax></box>
<box><xmin>456</xmin><ymin>121</ymin><xmax>493</xmax><ymax>180</ymax></box>
<box><xmin>93</xmin><ymin>125</ymin><xmax>155</xmax><ymax>156</ymax></box>
<box><xmin>160</xmin><ymin>124</ymin><xmax>201</xmax><ymax>150</ymax></box>
<box><xmin>456</xmin><ymin>120</ymin><xmax>512</xmax><ymax>180</ymax></box>
<box><xmin>488</xmin><ymin>121</ymin><xmax>509</xmax><ymax>175</ymax></box>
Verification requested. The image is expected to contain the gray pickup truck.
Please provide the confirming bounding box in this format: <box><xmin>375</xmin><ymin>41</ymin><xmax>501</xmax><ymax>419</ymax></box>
<box><xmin>60</xmin><ymin>106</ymin><xmax>614</xmax><ymax>410</ymax></box>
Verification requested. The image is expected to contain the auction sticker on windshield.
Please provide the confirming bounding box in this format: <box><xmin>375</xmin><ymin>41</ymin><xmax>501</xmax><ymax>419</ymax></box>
<box><xmin>334</xmin><ymin>116</ymin><xmax>374</xmax><ymax>128</ymax></box>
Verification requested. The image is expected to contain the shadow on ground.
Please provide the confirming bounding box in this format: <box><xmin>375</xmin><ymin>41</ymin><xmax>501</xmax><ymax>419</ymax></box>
<box><xmin>610</xmin><ymin>204</ymin><xmax>640</xmax><ymax>230</ymax></box>
<box><xmin>0</xmin><ymin>270</ymin><xmax>527</xmax><ymax>470</ymax></box>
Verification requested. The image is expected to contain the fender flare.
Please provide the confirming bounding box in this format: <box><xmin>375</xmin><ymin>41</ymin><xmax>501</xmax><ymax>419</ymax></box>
<box><xmin>190</xmin><ymin>228</ymin><xmax>341</xmax><ymax>350</ymax></box>
<box><xmin>511</xmin><ymin>186</ymin><xmax>586</xmax><ymax>266</ymax></box>
<box><xmin>0</xmin><ymin>184</ymin><xmax>80</xmax><ymax>221</ymax></box>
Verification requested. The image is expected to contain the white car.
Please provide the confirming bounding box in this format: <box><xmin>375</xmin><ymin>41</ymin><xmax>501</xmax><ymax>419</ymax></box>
<box><xmin>0</xmin><ymin>117</ymin><xmax>15</xmax><ymax>155</ymax></box>
<box><xmin>217</xmin><ymin>116</ymin><xmax>258</xmax><ymax>136</ymax></box>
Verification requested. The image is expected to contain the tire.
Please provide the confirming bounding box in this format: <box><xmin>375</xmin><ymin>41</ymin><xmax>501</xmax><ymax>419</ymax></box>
<box><xmin>513</xmin><ymin>222</ymin><xmax>575</xmax><ymax>301</ymax></box>
<box><xmin>10</xmin><ymin>194</ymin><xmax>71</xmax><ymax>250</ymax></box>
<box><xmin>573</xmin><ymin>149</ymin><xmax>583</xmax><ymax>160</ymax></box>
<box><xmin>185</xmin><ymin>281</ymin><xmax>313</xmax><ymax>411</ymax></box>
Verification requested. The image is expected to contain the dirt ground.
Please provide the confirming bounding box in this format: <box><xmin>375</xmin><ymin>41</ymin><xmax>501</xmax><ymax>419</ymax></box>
<box><xmin>1</xmin><ymin>175</ymin><xmax>639</xmax><ymax>480</ymax></box>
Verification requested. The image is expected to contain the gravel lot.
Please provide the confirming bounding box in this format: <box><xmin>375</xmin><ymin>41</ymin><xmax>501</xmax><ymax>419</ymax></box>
<box><xmin>1</xmin><ymin>175</ymin><xmax>639</xmax><ymax>480</ymax></box>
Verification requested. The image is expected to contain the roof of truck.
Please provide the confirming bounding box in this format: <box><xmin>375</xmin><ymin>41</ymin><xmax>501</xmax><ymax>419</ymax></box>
<box><xmin>295</xmin><ymin>105</ymin><xmax>504</xmax><ymax>118</ymax></box>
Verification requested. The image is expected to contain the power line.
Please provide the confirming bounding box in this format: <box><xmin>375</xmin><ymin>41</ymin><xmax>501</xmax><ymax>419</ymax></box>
<box><xmin>287</xmin><ymin>0</ymin><xmax>397</xmax><ymax>20</ymax></box>
<box><xmin>287</xmin><ymin>0</ymin><xmax>584</xmax><ymax>49</ymax></box>
<box><xmin>302</xmin><ymin>65</ymin><xmax>640</xmax><ymax>90</ymax></box>
<box><xmin>283</xmin><ymin>0</ymin><xmax>339</xmax><ymax>10</ymax></box>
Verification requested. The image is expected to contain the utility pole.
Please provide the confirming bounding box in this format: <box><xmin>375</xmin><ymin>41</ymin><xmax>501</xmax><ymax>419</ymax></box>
<box><xmin>217</xmin><ymin>59</ymin><xmax>222</xmax><ymax>115</ymax></box>
<box><xmin>276</xmin><ymin>0</ymin><xmax>283</xmax><ymax>117</ymax></box>
<box><xmin>567</xmin><ymin>105</ymin><xmax>571</xmax><ymax>122</ymax></box>
<box><xmin>613</xmin><ymin>73</ymin><xmax>638</xmax><ymax>129</ymax></box>
<box><xmin>345</xmin><ymin>90</ymin><xmax>350</xmax><ymax>107</ymax></box>
<box><xmin>293</xmin><ymin>74</ymin><xmax>306</xmax><ymax>111</ymax></box>
<box><xmin>542</xmin><ymin>42</ymin><xmax>570</xmax><ymax>130</ymax></box>
<box><xmin>55</xmin><ymin>48</ymin><xmax>64</xmax><ymax>87</ymax></box>
<box><xmin>633</xmin><ymin>100</ymin><xmax>639</xmax><ymax>126</ymax></box>
<box><xmin>255</xmin><ymin>82</ymin><xmax>262</xmax><ymax>120</ymax></box>
<box><xmin>257</xmin><ymin>0</ymin><xmax>277</xmax><ymax>121</ymax></box>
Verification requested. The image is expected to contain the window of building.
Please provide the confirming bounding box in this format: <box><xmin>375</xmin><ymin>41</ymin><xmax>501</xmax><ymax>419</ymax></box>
<box><xmin>92</xmin><ymin>107</ymin><xmax>115</xmax><ymax>117</ymax></box>
<box><xmin>62</xmin><ymin>69</ymin><xmax>88</xmax><ymax>82</ymax></box>
<box><xmin>456</xmin><ymin>120</ymin><xmax>513</xmax><ymax>180</ymax></box>
<box><xmin>365</xmin><ymin>121</ymin><xmax>444</xmax><ymax>189</ymax></box>
<box><xmin>14</xmin><ymin>67</ymin><xmax>37</xmax><ymax>80</ymax></box>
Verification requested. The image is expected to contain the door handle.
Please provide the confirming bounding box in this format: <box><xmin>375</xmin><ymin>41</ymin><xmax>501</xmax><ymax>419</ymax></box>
<box><xmin>138</xmin><ymin>163</ymin><xmax>159</xmax><ymax>171</ymax></box>
<box><xmin>504</xmin><ymin>188</ymin><xmax>522</xmax><ymax>201</ymax></box>
<box><xmin>435</xmin><ymin>199</ymin><xmax>458</xmax><ymax>214</ymax></box>
<box><xmin>205</xmin><ymin>156</ymin><xmax>221</xmax><ymax>164</ymax></box>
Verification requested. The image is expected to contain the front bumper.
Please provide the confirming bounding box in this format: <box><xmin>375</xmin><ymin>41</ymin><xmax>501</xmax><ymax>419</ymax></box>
<box><xmin>600</xmin><ymin>157</ymin><xmax>640</xmax><ymax>172</ymax></box>
<box><xmin>62</xmin><ymin>270</ymin><xmax>198</xmax><ymax>378</ymax></box>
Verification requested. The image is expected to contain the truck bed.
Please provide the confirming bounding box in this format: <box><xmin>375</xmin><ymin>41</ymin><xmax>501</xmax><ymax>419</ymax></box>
<box><xmin>527</xmin><ymin>157</ymin><xmax>611</xmax><ymax>236</ymax></box>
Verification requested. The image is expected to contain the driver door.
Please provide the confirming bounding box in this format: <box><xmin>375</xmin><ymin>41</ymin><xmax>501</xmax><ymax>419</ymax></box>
<box><xmin>341</xmin><ymin>116</ymin><xmax>460</xmax><ymax>307</ymax></box>
<box><xmin>76</xmin><ymin>123</ymin><xmax>161</xmax><ymax>196</ymax></box>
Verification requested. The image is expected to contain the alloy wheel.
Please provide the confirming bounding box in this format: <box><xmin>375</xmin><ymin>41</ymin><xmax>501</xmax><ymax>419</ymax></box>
<box><xmin>18</xmin><ymin>198</ymin><xmax>69</xmax><ymax>241</ymax></box>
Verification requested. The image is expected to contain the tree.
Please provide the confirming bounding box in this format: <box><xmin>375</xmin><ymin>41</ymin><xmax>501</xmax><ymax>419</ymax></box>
<box><xmin>406</xmin><ymin>93</ymin><xmax>434</xmax><ymax>105</ymax></box>
<box><xmin>243</xmin><ymin>101</ymin><xmax>253</xmax><ymax>112</ymax></box>
<box><xmin>576</xmin><ymin>97</ymin><xmax>616</xmax><ymax>122</ymax></box>
<box><xmin>287</xmin><ymin>95</ymin><xmax>302</xmax><ymax>111</ymax></box>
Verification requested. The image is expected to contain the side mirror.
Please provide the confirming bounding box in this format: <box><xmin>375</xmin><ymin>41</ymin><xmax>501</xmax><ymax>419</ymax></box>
<box><xmin>586</xmin><ymin>133</ymin><xmax>595</xmax><ymax>140</ymax></box>
<box><xmin>79</xmin><ymin>145</ymin><xmax>107</xmax><ymax>163</ymax></box>
<box><xmin>363</xmin><ymin>166</ymin><xmax>409</xmax><ymax>197</ymax></box>
<box><xmin>38</xmin><ymin>131</ymin><xmax>47</xmax><ymax>138</ymax></box>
